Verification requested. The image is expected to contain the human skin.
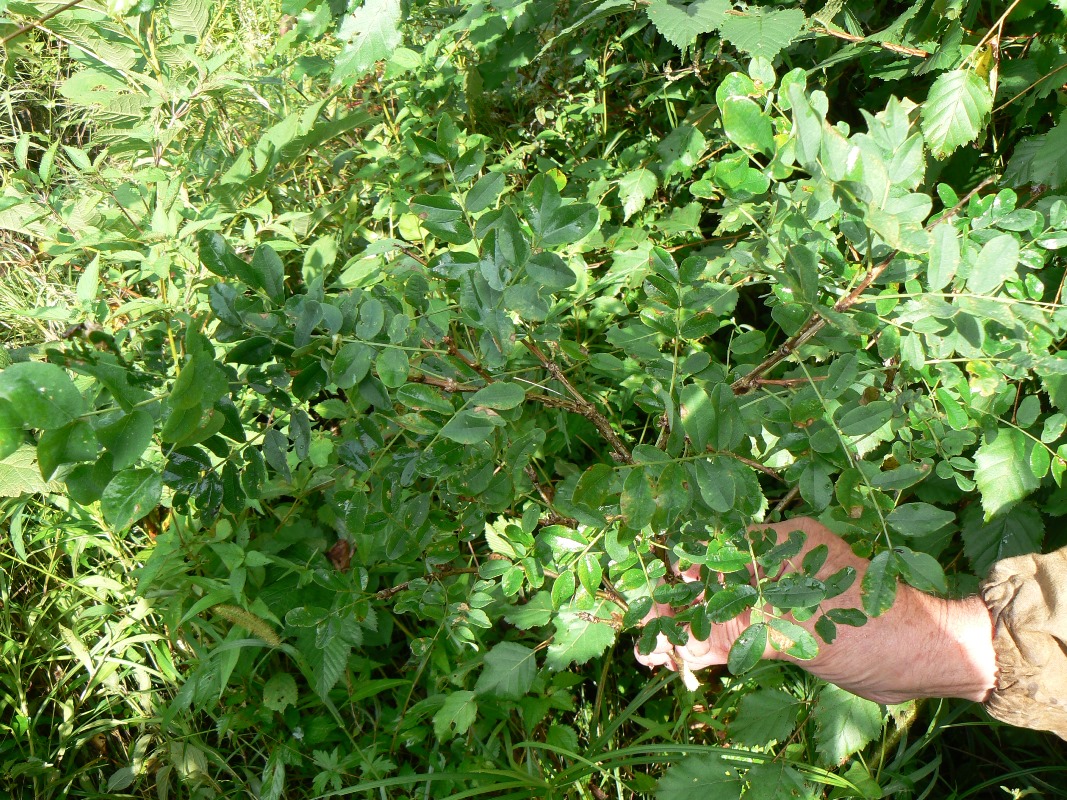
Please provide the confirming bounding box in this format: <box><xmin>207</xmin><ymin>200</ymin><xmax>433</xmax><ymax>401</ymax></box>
<box><xmin>636</xmin><ymin>517</ymin><xmax>998</xmax><ymax>704</ymax></box>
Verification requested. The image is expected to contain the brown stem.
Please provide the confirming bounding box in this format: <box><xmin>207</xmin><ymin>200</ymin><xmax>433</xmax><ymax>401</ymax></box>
<box><xmin>408</xmin><ymin>374</ymin><xmax>479</xmax><ymax>392</ymax></box>
<box><xmin>2</xmin><ymin>0</ymin><xmax>84</xmax><ymax>45</ymax></box>
<box><xmin>375</xmin><ymin>566</ymin><xmax>479</xmax><ymax>600</ymax></box>
<box><xmin>809</xmin><ymin>26</ymin><xmax>930</xmax><ymax>58</ymax></box>
<box><xmin>444</xmin><ymin>335</ymin><xmax>492</xmax><ymax>380</ymax></box>
<box><xmin>936</xmin><ymin>176</ymin><xmax>997</xmax><ymax>224</ymax></box>
<box><xmin>523</xmin><ymin>339</ymin><xmax>633</xmax><ymax>463</ymax></box>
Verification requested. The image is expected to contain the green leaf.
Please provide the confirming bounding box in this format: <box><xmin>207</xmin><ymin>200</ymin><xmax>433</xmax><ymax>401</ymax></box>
<box><xmin>101</xmin><ymin>468</ymin><xmax>162</xmax><ymax>532</ymax></box>
<box><xmin>0</xmin><ymin>362</ymin><xmax>86</xmax><ymax>430</ymax></box>
<box><xmin>744</xmin><ymin>763</ymin><xmax>809</xmax><ymax>800</ymax></box>
<box><xmin>305</xmin><ymin>633</ymin><xmax>350</xmax><ymax>699</ymax></box>
<box><xmin>706</xmin><ymin>584</ymin><xmax>758</xmax><ymax>623</ymax></box>
<box><xmin>526</xmin><ymin>251</ymin><xmax>576</xmax><ymax>290</ymax></box>
<box><xmin>37</xmin><ymin>419</ymin><xmax>98</xmax><ymax>480</ymax></box>
<box><xmin>886</xmin><ymin>502</ymin><xmax>955</xmax><ymax>536</ymax></box>
<box><xmin>813</xmin><ymin>684</ymin><xmax>883</xmax><ymax>766</ymax></box>
<box><xmin>920</xmin><ymin>69</ymin><xmax>993</xmax><ymax>159</ymax></box>
<box><xmin>396</xmin><ymin>384</ymin><xmax>454</xmax><ymax>414</ymax></box>
<box><xmin>618</xmin><ymin>168</ymin><xmax>658</xmax><ymax>222</ymax></box>
<box><xmin>727</xmin><ymin>622</ymin><xmax>767</xmax><ymax>675</ymax></box>
<box><xmin>97</xmin><ymin>409</ymin><xmax>154</xmax><ymax>471</ymax></box>
<box><xmin>974</xmin><ymin>427</ymin><xmax>1040</xmax><ymax>518</ymax></box>
<box><xmin>656</xmin><ymin>753</ymin><xmax>744</xmax><ymax>800</ymax></box>
<box><xmin>475</xmin><ymin>642</ymin><xmax>537</xmax><ymax>699</ymax></box>
<box><xmin>250</xmin><ymin>244</ymin><xmax>286</xmax><ymax>302</ymax></box>
<box><xmin>0</xmin><ymin>401</ymin><xmax>19</xmax><ymax>461</ymax></box>
<box><xmin>470</xmin><ymin>382</ymin><xmax>525</xmax><ymax>410</ymax></box>
<box><xmin>465</xmin><ymin>171</ymin><xmax>505</xmax><ymax>214</ymax></box>
<box><xmin>861</xmin><ymin>550</ymin><xmax>897</xmax><ymax>617</ymax></box>
<box><xmin>262</xmin><ymin>673</ymin><xmax>298</xmax><ymax>712</ymax></box>
<box><xmin>894</xmin><ymin>546</ymin><xmax>948</xmax><ymax>594</ymax></box>
<box><xmin>836</xmin><ymin>401</ymin><xmax>892</xmax><ymax>437</ymax></box>
<box><xmin>545</xmin><ymin>606</ymin><xmax>616</xmax><ymax>670</ymax></box>
<box><xmin>621</xmin><ymin>467</ymin><xmax>655</xmax><ymax>529</ymax></box>
<box><xmin>966</xmin><ymin>234</ymin><xmax>1020</xmax><ymax>294</ymax></box>
<box><xmin>440</xmin><ymin>409</ymin><xmax>500</xmax><ymax>444</ymax></box>
<box><xmin>961</xmin><ymin>502</ymin><xmax>1044</xmax><ymax>575</ymax></box>
<box><xmin>0</xmin><ymin>445</ymin><xmax>65</xmax><ymax>497</ymax></box>
<box><xmin>375</xmin><ymin>348</ymin><xmax>409</xmax><ymax>388</ymax></box>
<box><xmin>332</xmin><ymin>342</ymin><xmax>374</xmax><ymax>389</ymax></box>
<box><xmin>729</xmin><ymin>688</ymin><xmax>801</xmax><ymax>746</ymax></box>
<box><xmin>767</xmin><ymin>616</ymin><xmax>818</xmax><ymax>660</ymax></box>
<box><xmin>332</xmin><ymin>0</ymin><xmax>403</xmax><ymax>86</ymax></box>
<box><xmin>721</xmin><ymin>96</ymin><xmax>775</xmax><ymax>156</ymax></box>
<box><xmin>645</xmin><ymin>0</ymin><xmax>729</xmax><ymax>51</ymax></box>
<box><xmin>718</xmin><ymin>7</ymin><xmax>806</xmax><ymax>60</ymax></box>
<box><xmin>927</xmin><ymin>222</ymin><xmax>960</xmax><ymax>291</ymax></box>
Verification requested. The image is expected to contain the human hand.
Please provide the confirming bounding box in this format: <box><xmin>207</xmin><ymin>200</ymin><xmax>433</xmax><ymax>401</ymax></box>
<box><xmin>635</xmin><ymin>517</ymin><xmax>996</xmax><ymax>704</ymax></box>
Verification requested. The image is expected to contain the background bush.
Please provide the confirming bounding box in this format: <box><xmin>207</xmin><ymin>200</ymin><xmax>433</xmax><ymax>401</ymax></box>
<box><xmin>2</xmin><ymin>0</ymin><xmax>1067</xmax><ymax>797</ymax></box>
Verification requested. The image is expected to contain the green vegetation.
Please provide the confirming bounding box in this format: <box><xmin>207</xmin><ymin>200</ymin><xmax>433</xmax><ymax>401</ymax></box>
<box><xmin>2</xmin><ymin>0</ymin><xmax>1067</xmax><ymax>797</ymax></box>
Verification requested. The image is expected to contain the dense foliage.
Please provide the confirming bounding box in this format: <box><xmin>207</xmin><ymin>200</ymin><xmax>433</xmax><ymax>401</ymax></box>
<box><xmin>3</xmin><ymin>0</ymin><xmax>1067</xmax><ymax>797</ymax></box>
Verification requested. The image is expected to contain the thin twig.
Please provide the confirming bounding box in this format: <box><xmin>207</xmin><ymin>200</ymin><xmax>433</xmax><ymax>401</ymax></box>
<box><xmin>772</xmin><ymin>485</ymin><xmax>802</xmax><ymax>515</ymax></box>
<box><xmin>936</xmin><ymin>175</ymin><xmax>997</xmax><ymax>224</ymax></box>
<box><xmin>523</xmin><ymin>339</ymin><xmax>633</xmax><ymax>463</ymax></box>
<box><xmin>408</xmin><ymin>374</ymin><xmax>479</xmax><ymax>392</ymax></box>
<box><xmin>375</xmin><ymin>566</ymin><xmax>480</xmax><ymax>600</ymax></box>
<box><xmin>810</xmin><ymin>26</ymin><xmax>930</xmax><ymax>58</ymax></box>
<box><xmin>2</xmin><ymin>0</ymin><xmax>84</xmax><ymax>45</ymax></box>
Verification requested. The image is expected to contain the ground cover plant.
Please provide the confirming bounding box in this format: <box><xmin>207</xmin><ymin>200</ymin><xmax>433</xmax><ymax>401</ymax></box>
<box><xmin>3</xmin><ymin>0</ymin><xmax>1067</xmax><ymax>797</ymax></box>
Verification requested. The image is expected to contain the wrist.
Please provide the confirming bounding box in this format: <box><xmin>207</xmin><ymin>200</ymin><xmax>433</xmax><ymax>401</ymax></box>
<box><xmin>907</xmin><ymin>592</ymin><xmax>997</xmax><ymax>702</ymax></box>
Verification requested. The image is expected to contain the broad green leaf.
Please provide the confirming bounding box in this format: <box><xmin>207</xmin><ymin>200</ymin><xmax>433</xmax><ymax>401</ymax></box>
<box><xmin>0</xmin><ymin>445</ymin><xmax>65</xmax><ymax>497</ymax></box>
<box><xmin>656</xmin><ymin>753</ymin><xmax>744</xmax><ymax>800</ymax></box>
<box><xmin>0</xmin><ymin>400</ymin><xmax>21</xmax><ymax>460</ymax></box>
<box><xmin>886</xmin><ymin>502</ymin><xmax>955</xmax><ymax>536</ymax></box>
<box><xmin>927</xmin><ymin>222</ymin><xmax>960</xmax><ymax>291</ymax></box>
<box><xmin>767</xmin><ymin>616</ymin><xmax>818</xmax><ymax>660</ymax></box>
<box><xmin>621</xmin><ymin>467</ymin><xmax>655</xmax><ymax>529</ymax></box>
<box><xmin>813</xmin><ymin>684</ymin><xmax>883</xmax><ymax>766</ymax></box>
<box><xmin>722</xmin><ymin>95</ymin><xmax>775</xmax><ymax>156</ymax></box>
<box><xmin>729</xmin><ymin>688</ymin><xmax>801</xmax><ymax>746</ymax></box>
<box><xmin>545</xmin><ymin>606</ymin><xmax>616</xmax><ymax>670</ymax></box>
<box><xmin>37</xmin><ymin>419</ymin><xmax>98</xmax><ymax>480</ymax></box>
<box><xmin>526</xmin><ymin>251</ymin><xmax>576</xmax><ymax>290</ymax></box>
<box><xmin>101</xmin><ymin>468</ymin><xmax>162</xmax><ymax>531</ymax></box>
<box><xmin>465</xmin><ymin>171</ymin><xmax>505</xmax><ymax>213</ymax></box>
<box><xmin>440</xmin><ymin>409</ymin><xmax>500</xmax><ymax>444</ymax></box>
<box><xmin>744</xmin><ymin>763</ymin><xmax>809</xmax><ymax>800</ymax></box>
<box><xmin>0</xmin><ymin>362</ymin><xmax>86</xmax><ymax>430</ymax></box>
<box><xmin>860</xmin><ymin>550</ymin><xmax>897</xmax><ymax>617</ymax></box>
<box><xmin>333</xmin><ymin>0</ymin><xmax>403</xmax><ymax>86</ymax></box>
<box><xmin>836</xmin><ymin>400</ymin><xmax>892</xmax><ymax>437</ymax></box>
<box><xmin>961</xmin><ymin>502</ymin><xmax>1044</xmax><ymax>575</ymax></box>
<box><xmin>396</xmin><ymin>383</ymin><xmax>454</xmax><ymax>414</ymax></box>
<box><xmin>718</xmin><ymin>7</ymin><xmax>805</xmax><ymax>59</ymax></box>
<box><xmin>618</xmin><ymin>168</ymin><xmax>657</xmax><ymax>221</ymax></box>
<box><xmin>305</xmin><ymin>633</ymin><xmax>350</xmax><ymax>699</ymax></box>
<box><xmin>645</xmin><ymin>0</ymin><xmax>729</xmax><ymax>51</ymax></box>
<box><xmin>727</xmin><ymin>622</ymin><xmax>767</xmax><ymax>674</ymax></box>
<box><xmin>920</xmin><ymin>69</ymin><xmax>993</xmax><ymax>159</ymax></box>
<box><xmin>262</xmin><ymin>673</ymin><xmax>298</xmax><ymax>712</ymax></box>
<box><xmin>475</xmin><ymin>642</ymin><xmax>537</xmax><ymax>699</ymax></box>
<box><xmin>331</xmin><ymin>342</ymin><xmax>374</xmax><ymax>389</ymax></box>
<box><xmin>375</xmin><ymin>348</ymin><xmax>409</xmax><ymax>388</ymax></box>
<box><xmin>249</xmin><ymin>244</ymin><xmax>286</xmax><ymax>302</ymax></box>
<box><xmin>894</xmin><ymin>546</ymin><xmax>948</xmax><ymax>594</ymax></box>
<box><xmin>966</xmin><ymin>234</ymin><xmax>1020</xmax><ymax>294</ymax></box>
<box><xmin>974</xmin><ymin>427</ymin><xmax>1040</xmax><ymax>518</ymax></box>
<box><xmin>96</xmin><ymin>409</ymin><xmax>154</xmax><ymax>471</ymax></box>
<box><xmin>470</xmin><ymin>381</ymin><xmax>525</xmax><ymax>409</ymax></box>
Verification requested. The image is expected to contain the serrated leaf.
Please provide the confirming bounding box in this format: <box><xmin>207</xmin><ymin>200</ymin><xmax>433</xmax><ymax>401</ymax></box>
<box><xmin>814</xmin><ymin>684</ymin><xmax>883</xmax><ymax>766</ymax></box>
<box><xmin>961</xmin><ymin>501</ymin><xmax>1044</xmax><ymax>575</ymax></box>
<box><xmin>646</xmin><ymin>0</ymin><xmax>730</xmax><ymax>51</ymax></box>
<box><xmin>475</xmin><ymin>642</ymin><xmax>537</xmax><ymax>699</ymax></box>
<box><xmin>719</xmin><ymin>7</ymin><xmax>806</xmax><ymax>60</ymax></box>
<box><xmin>433</xmin><ymin>690</ymin><xmax>477</xmax><ymax>739</ymax></box>
<box><xmin>974</xmin><ymin>427</ymin><xmax>1040</xmax><ymax>518</ymax></box>
<box><xmin>729</xmin><ymin>689</ymin><xmax>801</xmax><ymax>746</ymax></box>
<box><xmin>618</xmin><ymin>168</ymin><xmax>658</xmax><ymax>221</ymax></box>
<box><xmin>333</xmin><ymin>0</ymin><xmax>403</xmax><ymax>86</ymax></box>
<box><xmin>920</xmin><ymin>69</ymin><xmax>992</xmax><ymax>159</ymax></box>
<box><xmin>545</xmin><ymin>606</ymin><xmax>616</xmax><ymax>670</ymax></box>
<box><xmin>656</xmin><ymin>753</ymin><xmax>744</xmax><ymax>800</ymax></box>
<box><xmin>306</xmin><ymin>633</ymin><xmax>350</xmax><ymax>699</ymax></box>
<box><xmin>744</xmin><ymin>762</ymin><xmax>809</xmax><ymax>800</ymax></box>
<box><xmin>0</xmin><ymin>445</ymin><xmax>65</xmax><ymax>497</ymax></box>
